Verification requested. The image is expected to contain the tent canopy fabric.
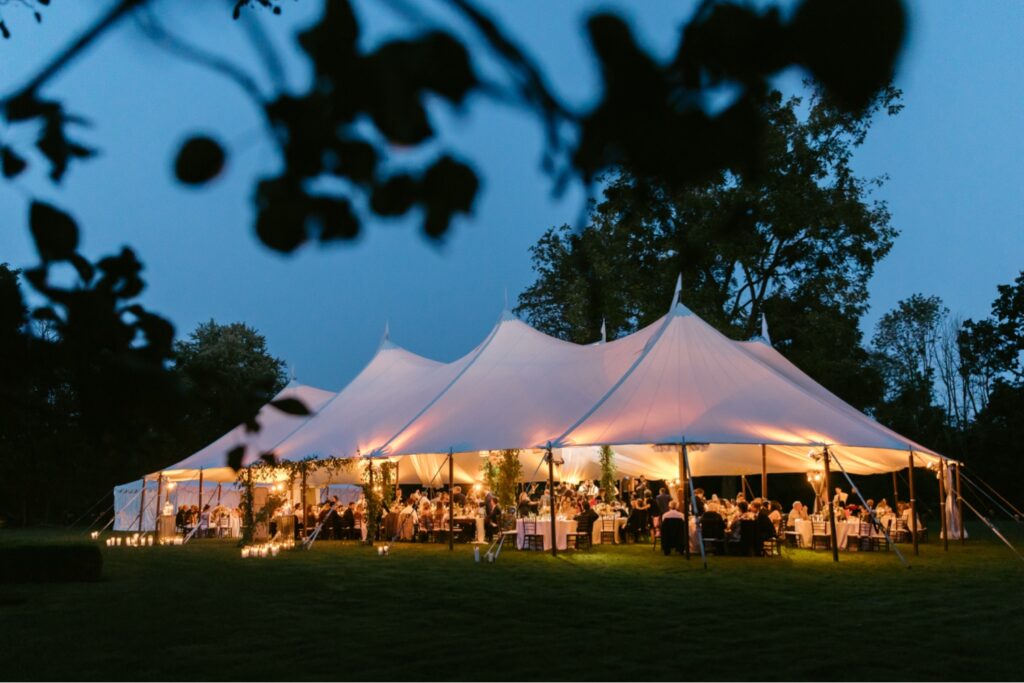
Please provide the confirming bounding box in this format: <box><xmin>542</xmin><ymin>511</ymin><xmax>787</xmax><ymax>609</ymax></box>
<box><xmin>153</xmin><ymin>382</ymin><xmax>335</xmax><ymax>483</ymax></box>
<box><xmin>142</xmin><ymin>299</ymin><xmax>946</xmax><ymax>488</ymax></box>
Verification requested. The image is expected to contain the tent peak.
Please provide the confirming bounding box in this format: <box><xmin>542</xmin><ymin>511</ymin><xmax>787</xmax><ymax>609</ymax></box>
<box><xmin>499</xmin><ymin>308</ymin><xmax>518</xmax><ymax>322</ymax></box>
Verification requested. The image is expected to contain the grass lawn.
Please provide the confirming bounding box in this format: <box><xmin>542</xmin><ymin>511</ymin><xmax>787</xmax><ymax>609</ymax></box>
<box><xmin>1</xmin><ymin>524</ymin><xmax>1022</xmax><ymax>681</ymax></box>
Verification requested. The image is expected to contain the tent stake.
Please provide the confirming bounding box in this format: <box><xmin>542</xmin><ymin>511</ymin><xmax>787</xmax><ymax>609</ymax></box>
<box><xmin>137</xmin><ymin>477</ymin><xmax>147</xmax><ymax>533</ymax></box>
<box><xmin>956</xmin><ymin>463</ymin><xmax>964</xmax><ymax>544</ymax></box>
<box><xmin>908</xmin><ymin>452</ymin><xmax>919</xmax><ymax>556</ymax></box>
<box><xmin>939</xmin><ymin>460</ymin><xmax>949</xmax><ymax>551</ymax></box>
<box><xmin>448</xmin><ymin>450</ymin><xmax>454</xmax><ymax>552</ymax></box>
<box><xmin>547</xmin><ymin>446</ymin><xmax>557</xmax><ymax>558</ymax></box>
<box><xmin>760</xmin><ymin>444</ymin><xmax>767</xmax><ymax>500</ymax></box>
<box><xmin>822</xmin><ymin>447</ymin><xmax>839</xmax><ymax>562</ymax></box>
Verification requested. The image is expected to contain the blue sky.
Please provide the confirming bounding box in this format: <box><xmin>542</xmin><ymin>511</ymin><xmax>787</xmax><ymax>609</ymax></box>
<box><xmin>0</xmin><ymin>0</ymin><xmax>1021</xmax><ymax>390</ymax></box>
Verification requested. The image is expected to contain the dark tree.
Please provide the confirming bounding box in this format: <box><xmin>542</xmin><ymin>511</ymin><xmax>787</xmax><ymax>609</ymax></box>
<box><xmin>516</xmin><ymin>87</ymin><xmax>899</xmax><ymax>410</ymax></box>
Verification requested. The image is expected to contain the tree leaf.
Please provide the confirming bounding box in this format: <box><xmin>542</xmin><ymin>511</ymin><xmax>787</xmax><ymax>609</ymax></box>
<box><xmin>174</xmin><ymin>135</ymin><xmax>226</xmax><ymax>186</ymax></box>
<box><xmin>259</xmin><ymin>451</ymin><xmax>278</xmax><ymax>465</ymax></box>
<box><xmin>269</xmin><ymin>397</ymin><xmax>310</xmax><ymax>416</ymax></box>
<box><xmin>29</xmin><ymin>201</ymin><xmax>78</xmax><ymax>262</ymax></box>
<box><xmin>227</xmin><ymin>445</ymin><xmax>246</xmax><ymax>472</ymax></box>
<box><xmin>1</xmin><ymin>146</ymin><xmax>27</xmax><ymax>178</ymax></box>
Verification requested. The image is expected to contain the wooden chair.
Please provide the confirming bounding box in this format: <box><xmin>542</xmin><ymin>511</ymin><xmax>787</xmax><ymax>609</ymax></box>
<box><xmin>762</xmin><ymin>518</ymin><xmax>783</xmax><ymax>557</ymax></box>
<box><xmin>853</xmin><ymin>520</ymin><xmax>873</xmax><ymax>551</ymax></box>
<box><xmin>521</xmin><ymin>519</ymin><xmax>544</xmax><ymax>551</ymax></box>
<box><xmin>811</xmin><ymin>519</ymin><xmax>831</xmax><ymax>550</ymax></box>
<box><xmin>567</xmin><ymin>519</ymin><xmax>593</xmax><ymax>551</ymax></box>
<box><xmin>650</xmin><ymin>515</ymin><xmax>662</xmax><ymax>551</ymax></box>
<box><xmin>700</xmin><ymin>512</ymin><xmax>726</xmax><ymax>556</ymax></box>
<box><xmin>891</xmin><ymin>517</ymin><xmax>910</xmax><ymax>543</ymax></box>
<box><xmin>599</xmin><ymin>516</ymin><xmax>617</xmax><ymax>545</ymax></box>
<box><xmin>498</xmin><ymin>514</ymin><xmax>518</xmax><ymax>550</ymax></box>
<box><xmin>872</xmin><ymin>518</ymin><xmax>892</xmax><ymax>551</ymax></box>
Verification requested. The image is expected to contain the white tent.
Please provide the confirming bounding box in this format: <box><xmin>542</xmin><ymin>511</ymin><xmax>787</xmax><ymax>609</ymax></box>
<box><xmin>551</xmin><ymin>301</ymin><xmax>944</xmax><ymax>476</ymax></box>
<box><xmin>152</xmin><ymin>382</ymin><xmax>336</xmax><ymax>483</ymax></box>
<box><xmin>129</xmin><ymin>298</ymin><xmax>947</xmax><ymax>494</ymax></box>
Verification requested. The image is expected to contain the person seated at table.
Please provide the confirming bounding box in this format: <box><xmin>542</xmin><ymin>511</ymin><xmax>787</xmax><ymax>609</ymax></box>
<box><xmin>692</xmin><ymin>488</ymin><xmax>706</xmax><ymax>515</ymax></box>
<box><xmin>865</xmin><ymin>498</ymin><xmax>875</xmax><ymax>513</ymax></box>
<box><xmin>788</xmin><ymin>500</ymin><xmax>809</xmax><ymax>523</ymax></box>
<box><xmin>727</xmin><ymin>501</ymin><xmax>753</xmax><ymax>540</ymax></box>
<box><xmin>574</xmin><ymin>500</ymin><xmax>599</xmax><ymax>535</ymax></box>
<box><xmin>660</xmin><ymin>501</ymin><xmax>686</xmax><ymax>555</ymax></box>
<box><xmin>516</xmin><ymin>492</ymin><xmax>532</xmax><ymax>518</ymax></box>
<box><xmin>768</xmin><ymin>500</ymin><xmax>783</xmax><ymax>526</ymax></box>
<box><xmin>484</xmin><ymin>497</ymin><xmax>502</xmax><ymax>541</ymax></box>
<box><xmin>756</xmin><ymin>505</ymin><xmax>777</xmax><ymax>541</ymax></box>
<box><xmin>875</xmin><ymin>498</ymin><xmax>892</xmax><ymax>517</ymax></box>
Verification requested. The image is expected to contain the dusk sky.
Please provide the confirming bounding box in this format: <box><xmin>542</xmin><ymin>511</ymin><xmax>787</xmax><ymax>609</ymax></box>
<box><xmin>1</xmin><ymin>0</ymin><xmax>1021</xmax><ymax>391</ymax></box>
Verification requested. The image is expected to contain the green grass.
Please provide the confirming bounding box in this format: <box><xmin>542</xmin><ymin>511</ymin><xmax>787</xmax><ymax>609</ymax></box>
<box><xmin>1</xmin><ymin>524</ymin><xmax>1022</xmax><ymax>681</ymax></box>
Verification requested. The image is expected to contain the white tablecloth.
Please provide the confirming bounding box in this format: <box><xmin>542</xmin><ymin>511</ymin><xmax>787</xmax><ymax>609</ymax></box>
<box><xmin>793</xmin><ymin>519</ymin><xmax>867</xmax><ymax>549</ymax></box>
<box><xmin>592</xmin><ymin>516</ymin><xmax>626</xmax><ymax>544</ymax></box>
<box><xmin>516</xmin><ymin>518</ymin><xmax>577</xmax><ymax>550</ymax></box>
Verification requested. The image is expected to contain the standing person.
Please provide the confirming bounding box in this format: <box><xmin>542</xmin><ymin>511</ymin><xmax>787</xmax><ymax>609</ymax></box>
<box><xmin>655</xmin><ymin>487</ymin><xmax>672</xmax><ymax>515</ymax></box>
<box><xmin>635</xmin><ymin>475</ymin><xmax>650</xmax><ymax>497</ymax></box>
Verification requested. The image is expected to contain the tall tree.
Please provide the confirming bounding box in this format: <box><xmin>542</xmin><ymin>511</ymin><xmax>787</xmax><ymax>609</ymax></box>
<box><xmin>516</xmin><ymin>87</ymin><xmax>899</xmax><ymax>410</ymax></box>
<box><xmin>172</xmin><ymin>320</ymin><xmax>288</xmax><ymax>451</ymax></box>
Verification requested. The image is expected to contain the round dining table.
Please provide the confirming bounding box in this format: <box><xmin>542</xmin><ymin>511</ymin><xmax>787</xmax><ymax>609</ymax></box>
<box><xmin>516</xmin><ymin>517</ymin><xmax>577</xmax><ymax>550</ymax></box>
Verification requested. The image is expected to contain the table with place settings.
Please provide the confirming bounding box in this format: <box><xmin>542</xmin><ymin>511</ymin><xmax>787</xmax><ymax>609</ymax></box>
<box><xmin>792</xmin><ymin>518</ymin><xmax>873</xmax><ymax>549</ymax></box>
<box><xmin>516</xmin><ymin>517</ymin><xmax>577</xmax><ymax>550</ymax></box>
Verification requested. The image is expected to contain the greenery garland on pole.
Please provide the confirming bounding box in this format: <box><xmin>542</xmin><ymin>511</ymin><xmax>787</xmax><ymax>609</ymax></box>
<box><xmin>360</xmin><ymin>459</ymin><xmax>396</xmax><ymax>545</ymax></box>
<box><xmin>599</xmin><ymin>445</ymin><xmax>617</xmax><ymax>504</ymax></box>
<box><xmin>235</xmin><ymin>455</ymin><xmax>356</xmax><ymax>545</ymax></box>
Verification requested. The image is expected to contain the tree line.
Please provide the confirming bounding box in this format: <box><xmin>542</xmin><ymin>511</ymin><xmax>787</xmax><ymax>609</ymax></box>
<box><xmin>0</xmin><ymin>270</ymin><xmax>287</xmax><ymax>527</ymax></box>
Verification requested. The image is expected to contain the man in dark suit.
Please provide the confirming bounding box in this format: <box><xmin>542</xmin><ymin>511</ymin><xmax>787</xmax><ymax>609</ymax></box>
<box><xmin>452</xmin><ymin>486</ymin><xmax>467</xmax><ymax>507</ymax></box>
<box><xmin>575</xmin><ymin>500</ymin><xmax>599</xmax><ymax>534</ymax></box>
<box><xmin>484</xmin><ymin>497</ymin><xmax>502</xmax><ymax>541</ymax></box>
<box><xmin>655</xmin><ymin>487</ymin><xmax>672</xmax><ymax>515</ymax></box>
<box><xmin>339</xmin><ymin>502</ymin><xmax>356</xmax><ymax>539</ymax></box>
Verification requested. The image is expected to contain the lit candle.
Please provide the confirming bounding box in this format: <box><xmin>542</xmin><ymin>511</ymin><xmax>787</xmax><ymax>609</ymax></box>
<box><xmin>241</xmin><ymin>547</ymin><xmax>249</xmax><ymax>558</ymax></box>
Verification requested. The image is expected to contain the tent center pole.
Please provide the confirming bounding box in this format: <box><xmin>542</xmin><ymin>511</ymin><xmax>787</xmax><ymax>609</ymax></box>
<box><xmin>892</xmin><ymin>471</ymin><xmax>899</xmax><ymax>510</ymax></box>
<box><xmin>939</xmin><ymin>460</ymin><xmax>949</xmax><ymax>552</ymax></box>
<box><xmin>154</xmin><ymin>474</ymin><xmax>164</xmax><ymax>542</ymax></box>
<box><xmin>956</xmin><ymin>463</ymin><xmax>964</xmax><ymax>544</ymax></box>
<box><xmin>137</xmin><ymin>477</ymin><xmax>147</xmax><ymax>533</ymax></box>
<box><xmin>908</xmin><ymin>452</ymin><xmax>919</xmax><ymax>556</ymax></box>
<box><xmin>547</xmin><ymin>447</ymin><xmax>557</xmax><ymax>558</ymax></box>
<box><xmin>681</xmin><ymin>443</ymin><xmax>690</xmax><ymax>560</ymax></box>
<box><xmin>760</xmin><ymin>444</ymin><xmax>767</xmax><ymax>500</ymax></box>
<box><xmin>448</xmin><ymin>450</ymin><xmax>454</xmax><ymax>552</ymax></box>
<box><xmin>822</xmin><ymin>448</ymin><xmax>838</xmax><ymax>562</ymax></box>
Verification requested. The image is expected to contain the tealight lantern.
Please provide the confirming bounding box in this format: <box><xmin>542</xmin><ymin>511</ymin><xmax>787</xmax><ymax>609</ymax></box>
<box><xmin>377</xmin><ymin>546</ymin><xmax>383</xmax><ymax>556</ymax></box>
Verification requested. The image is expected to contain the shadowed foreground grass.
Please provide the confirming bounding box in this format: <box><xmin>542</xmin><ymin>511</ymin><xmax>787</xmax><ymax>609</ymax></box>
<box><xmin>1</xmin><ymin>524</ymin><xmax>1022</xmax><ymax>681</ymax></box>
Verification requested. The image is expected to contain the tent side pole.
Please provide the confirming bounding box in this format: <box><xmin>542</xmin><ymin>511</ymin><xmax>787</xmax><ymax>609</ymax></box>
<box><xmin>217</xmin><ymin>483</ymin><xmax>222</xmax><ymax>506</ymax></box>
<box><xmin>760</xmin><ymin>444</ymin><xmax>767</xmax><ymax>499</ymax></box>
<box><xmin>198</xmin><ymin>469</ymin><xmax>204</xmax><ymax>515</ymax></box>
<box><xmin>908</xmin><ymin>452</ymin><xmax>919</xmax><ymax>556</ymax></box>
<box><xmin>682</xmin><ymin>444</ymin><xmax>690</xmax><ymax>561</ymax></box>
<box><xmin>892</xmin><ymin>471</ymin><xmax>899</xmax><ymax>509</ymax></box>
<box><xmin>823</xmin><ymin>448</ymin><xmax>838</xmax><ymax>562</ymax></box>
<box><xmin>956</xmin><ymin>463</ymin><xmax>964</xmax><ymax>544</ymax></box>
<box><xmin>137</xmin><ymin>477</ymin><xmax>146</xmax><ymax>533</ymax></box>
<box><xmin>547</xmin><ymin>447</ymin><xmax>557</xmax><ymax>558</ymax></box>
<box><xmin>448</xmin><ymin>450</ymin><xmax>454</xmax><ymax>552</ymax></box>
<box><xmin>676</xmin><ymin>446</ymin><xmax>686</xmax><ymax>512</ymax></box>
<box><xmin>154</xmin><ymin>474</ymin><xmax>164</xmax><ymax>541</ymax></box>
<box><xmin>741</xmin><ymin>475</ymin><xmax>748</xmax><ymax>499</ymax></box>
<box><xmin>939</xmin><ymin>460</ymin><xmax>948</xmax><ymax>552</ymax></box>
